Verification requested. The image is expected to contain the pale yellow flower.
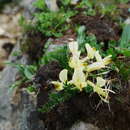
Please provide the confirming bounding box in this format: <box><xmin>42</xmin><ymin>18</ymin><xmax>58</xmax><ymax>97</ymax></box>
<box><xmin>68</xmin><ymin>41</ymin><xmax>80</xmax><ymax>58</ymax></box>
<box><xmin>87</xmin><ymin>62</ymin><xmax>105</xmax><ymax>72</ymax></box>
<box><xmin>86</xmin><ymin>55</ymin><xmax>112</xmax><ymax>72</ymax></box>
<box><xmin>87</xmin><ymin>77</ymin><xmax>114</xmax><ymax>103</ymax></box>
<box><xmin>102</xmin><ymin>55</ymin><xmax>112</xmax><ymax>65</ymax></box>
<box><xmin>96</xmin><ymin>77</ymin><xmax>106</xmax><ymax>87</ymax></box>
<box><xmin>95</xmin><ymin>51</ymin><xmax>112</xmax><ymax>65</ymax></box>
<box><xmin>95</xmin><ymin>51</ymin><xmax>102</xmax><ymax>62</ymax></box>
<box><xmin>51</xmin><ymin>81</ymin><xmax>63</xmax><ymax>91</ymax></box>
<box><xmin>68</xmin><ymin>41</ymin><xmax>84</xmax><ymax>69</ymax></box>
<box><xmin>87</xmin><ymin>78</ymin><xmax>107</xmax><ymax>98</ymax></box>
<box><xmin>52</xmin><ymin>40</ymin><xmax>114</xmax><ymax>103</ymax></box>
<box><xmin>59</xmin><ymin>69</ymin><xmax>68</xmax><ymax>83</ymax></box>
<box><xmin>71</xmin><ymin>68</ymin><xmax>87</xmax><ymax>91</ymax></box>
<box><xmin>85</xmin><ymin>44</ymin><xmax>96</xmax><ymax>59</ymax></box>
<box><xmin>52</xmin><ymin>69</ymin><xmax>68</xmax><ymax>91</ymax></box>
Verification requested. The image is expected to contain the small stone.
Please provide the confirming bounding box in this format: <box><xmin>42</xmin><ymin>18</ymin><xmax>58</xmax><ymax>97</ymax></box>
<box><xmin>45</xmin><ymin>0</ymin><xmax>59</xmax><ymax>11</ymax></box>
<box><xmin>70</xmin><ymin>121</ymin><xmax>100</xmax><ymax>130</ymax></box>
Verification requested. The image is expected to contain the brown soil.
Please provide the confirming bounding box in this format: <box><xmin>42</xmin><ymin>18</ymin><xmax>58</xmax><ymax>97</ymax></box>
<box><xmin>118</xmin><ymin>2</ymin><xmax>130</xmax><ymax>19</ymax></box>
<box><xmin>34</xmin><ymin>61</ymin><xmax>62</xmax><ymax>87</ymax></box>
<box><xmin>52</xmin><ymin>29</ymin><xmax>76</xmax><ymax>45</ymax></box>
<box><xmin>72</xmin><ymin>14</ymin><xmax>121</xmax><ymax>42</ymax></box>
<box><xmin>21</xmin><ymin>31</ymin><xmax>47</xmax><ymax>61</ymax></box>
<box><xmin>35</xmin><ymin>61</ymin><xmax>130</xmax><ymax>130</ymax></box>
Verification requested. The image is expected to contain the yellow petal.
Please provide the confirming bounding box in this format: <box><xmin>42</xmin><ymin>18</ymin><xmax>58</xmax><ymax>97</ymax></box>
<box><xmin>87</xmin><ymin>62</ymin><xmax>105</xmax><ymax>72</ymax></box>
<box><xmin>72</xmin><ymin>68</ymin><xmax>86</xmax><ymax>91</ymax></box>
<box><xmin>69</xmin><ymin>54</ymin><xmax>84</xmax><ymax>69</ymax></box>
<box><xmin>96</xmin><ymin>77</ymin><xmax>106</xmax><ymax>87</ymax></box>
<box><xmin>59</xmin><ymin>69</ymin><xmax>68</xmax><ymax>82</ymax></box>
<box><xmin>69</xmin><ymin>41</ymin><xmax>78</xmax><ymax>53</ymax></box>
<box><xmin>85</xmin><ymin>44</ymin><xmax>96</xmax><ymax>59</ymax></box>
<box><xmin>87</xmin><ymin>80</ymin><xmax>95</xmax><ymax>88</ymax></box>
<box><xmin>51</xmin><ymin>81</ymin><xmax>63</xmax><ymax>91</ymax></box>
<box><xmin>103</xmin><ymin>55</ymin><xmax>112</xmax><ymax>65</ymax></box>
<box><xmin>94</xmin><ymin>86</ymin><xmax>107</xmax><ymax>97</ymax></box>
<box><xmin>87</xmin><ymin>80</ymin><xmax>107</xmax><ymax>98</ymax></box>
<box><xmin>95</xmin><ymin>51</ymin><xmax>102</xmax><ymax>62</ymax></box>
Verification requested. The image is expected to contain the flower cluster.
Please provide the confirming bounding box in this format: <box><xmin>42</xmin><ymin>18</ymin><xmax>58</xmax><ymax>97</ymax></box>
<box><xmin>52</xmin><ymin>41</ymin><xmax>115</xmax><ymax>103</ymax></box>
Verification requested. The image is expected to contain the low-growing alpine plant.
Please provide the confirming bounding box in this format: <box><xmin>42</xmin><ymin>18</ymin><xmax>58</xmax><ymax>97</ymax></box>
<box><xmin>51</xmin><ymin>40</ymin><xmax>115</xmax><ymax>104</ymax></box>
<box><xmin>40</xmin><ymin>40</ymin><xmax>115</xmax><ymax>113</ymax></box>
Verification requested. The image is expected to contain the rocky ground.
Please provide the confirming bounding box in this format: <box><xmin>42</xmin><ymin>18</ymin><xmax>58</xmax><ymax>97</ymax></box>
<box><xmin>0</xmin><ymin>0</ymin><xmax>130</xmax><ymax>130</ymax></box>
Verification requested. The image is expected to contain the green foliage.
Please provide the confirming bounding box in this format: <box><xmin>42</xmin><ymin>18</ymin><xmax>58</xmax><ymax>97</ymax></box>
<box><xmin>33</xmin><ymin>0</ymin><xmax>46</xmax><ymax>10</ymax></box>
<box><xmin>34</xmin><ymin>10</ymin><xmax>75</xmax><ymax>37</ymax></box>
<box><xmin>8</xmin><ymin>62</ymin><xmax>37</xmax><ymax>91</ymax></box>
<box><xmin>115</xmin><ymin>0</ymin><xmax>129</xmax><ymax>3</ymax></box>
<box><xmin>76</xmin><ymin>26</ymin><xmax>130</xmax><ymax>80</ymax></box>
<box><xmin>19</xmin><ymin>0</ymin><xmax>77</xmax><ymax>37</ymax></box>
<box><xmin>76</xmin><ymin>0</ymin><xmax>96</xmax><ymax>16</ymax></box>
<box><xmin>31</xmin><ymin>0</ymin><xmax>77</xmax><ymax>37</ymax></box>
<box><xmin>26</xmin><ymin>85</ymin><xmax>37</xmax><ymax>94</ymax></box>
<box><xmin>9</xmin><ymin>79</ymin><xmax>25</xmax><ymax>92</ymax></box>
<box><xmin>60</xmin><ymin>0</ymin><xmax>71</xmax><ymax>7</ymax></box>
<box><xmin>19</xmin><ymin>16</ymin><xmax>33</xmax><ymax>31</ymax></box>
<box><xmin>39</xmin><ymin>84</ymin><xmax>78</xmax><ymax>113</ymax></box>
<box><xmin>116</xmin><ymin>60</ymin><xmax>130</xmax><ymax>80</ymax></box>
<box><xmin>99</xmin><ymin>4</ymin><xmax>117</xmax><ymax>16</ymax></box>
<box><xmin>84</xmin><ymin>85</ymin><xmax>93</xmax><ymax>93</ymax></box>
<box><xmin>120</xmin><ymin>24</ymin><xmax>130</xmax><ymax>48</ymax></box>
<box><xmin>40</xmin><ymin>45</ymin><xmax>69</xmax><ymax>69</ymax></box>
<box><xmin>77</xmin><ymin>26</ymin><xmax>101</xmax><ymax>53</ymax></box>
<box><xmin>11</xmin><ymin>50</ymin><xmax>22</xmax><ymax>57</ymax></box>
<box><xmin>7</xmin><ymin>62</ymin><xmax>37</xmax><ymax>80</ymax></box>
<box><xmin>77</xmin><ymin>26</ymin><xmax>86</xmax><ymax>45</ymax></box>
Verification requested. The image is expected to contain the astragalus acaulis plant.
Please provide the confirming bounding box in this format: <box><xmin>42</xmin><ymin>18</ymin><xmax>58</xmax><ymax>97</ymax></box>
<box><xmin>52</xmin><ymin>40</ymin><xmax>115</xmax><ymax>103</ymax></box>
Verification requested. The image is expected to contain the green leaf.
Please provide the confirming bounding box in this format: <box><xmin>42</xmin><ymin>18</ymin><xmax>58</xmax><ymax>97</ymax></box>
<box><xmin>40</xmin><ymin>45</ymin><xmax>69</xmax><ymax>69</ymax></box>
<box><xmin>84</xmin><ymin>85</ymin><xmax>93</xmax><ymax>93</ymax></box>
<box><xmin>120</xmin><ymin>48</ymin><xmax>130</xmax><ymax>57</ymax></box>
<box><xmin>26</xmin><ymin>85</ymin><xmax>37</xmax><ymax>93</ymax></box>
<box><xmin>77</xmin><ymin>26</ymin><xmax>86</xmax><ymax>45</ymax></box>
<box><xmin>24</xmin><ymin>67</ymin><xmax>34</xmax><ymax>80</ymax></box>
<box><xmin>33</xmin><ymin>0</ymin><xmax>46</xmax><ymax>9</ymax></box>
<box><xmin>6</xmin><ymin>62</ymin><xmax>37</xmax><ymax>80</ymax></box>
<box><xmin>39</xmin><ymin>86</ymin><xmax>77</xmax><ymax>113</ymax></box>
<box><xmin>120</xmin><ymin>24</ymin><xmax>130</xmax><ymax>48</ymax></box>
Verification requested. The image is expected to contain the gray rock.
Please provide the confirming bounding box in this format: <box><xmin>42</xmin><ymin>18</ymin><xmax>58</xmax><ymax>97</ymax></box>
<box><xmin>10</xmin><ymin>90</ymin><xmax>45</xmax><ymax>130</ymax></box>
<box><xmin>12</xmin><ymin>0</ymin><xmax>36</xmax><ymax>19</ymax></box>
<box><xmin>0</xmin><ymin>0</ymin><xmax>44</xmax><ymax>130</ymax></box>
<box><xmin>0</xmin><ymin>41</ymin><xmax>30</xmax><ymax>128</ymax></box>
<box><xmin>20</xmin><ymin>0</ymin><xmax>36</xmax><ymax>19</ymax></box>
<box><xmin>45</xmin><ymin>0</ymin><xmax>79</xmax><ymax>11</ymax></box>
<box><xmin>71</xmin><ymin>0</ymin><xmax>79</xmax><ymax>5</ymax></box>
<box><xmin>45</xmin><ymin>0</ymin><xmax>59</xmax><ymax>11</ymax></box>
<box><xmin>70</xmin><ymin>122</ymin><xmax>100</xmax><ymax>130</ymax></box>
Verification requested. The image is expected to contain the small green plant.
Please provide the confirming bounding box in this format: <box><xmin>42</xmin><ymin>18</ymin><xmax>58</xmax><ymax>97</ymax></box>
<box><xmin>98</xmin><ymin>4</ymin><xmax>117</xmax><ymax>16</ymax></box>
<box><xmin>10</xmin><ymin>63</ymin><xmax>37</xmax><ymax>80</ymax></box>
<box><xmin>39</xmin><ymin>84</ymin><xmax>77</xmax><ymax>113</ymax></box>
<box><xmin>8</xmin><ymin>62</ymin><xmax>37</xmax><ymax>91</ymax></box>
<box><xmin>31</xmin><ymin>0</ymin><xmax>77</xmax><ymax>37</ymax></box>
<box><xmin>40</xmin><ymin>40</ymin><xmax>115</xmax><ymax>113</ymax></box>
<box><xmin>77</xmin><ymin>26</ymin><xmax>130</xmax><ymax>80</ymax></box>
<box><xmin>40</xmin><ymin>44</ymin><xmax>69</xmax><ymax>69</ymax></box>
<box><xmin>120</xmin><ymin>24</ymin><xmax>130</xmax><ymax>49</ymax></box>
<box><xmin>18</xmin><ymin>0</ymin><xmax>77</xmax><ymax>37</ymax></box>
<box><xmin>33</xmin><ymin>0</ymin><xmax>46</xmax><ymax>10</ymax></box>
<box><xmin>76</xmin><ymin>0</ymin><xmax>96</xmax><ymax>16</ymax></box>
<box><xmin>34</xmin><ymin>10</ymin><xmax>75</xmax><ymax>37</ymax></box>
